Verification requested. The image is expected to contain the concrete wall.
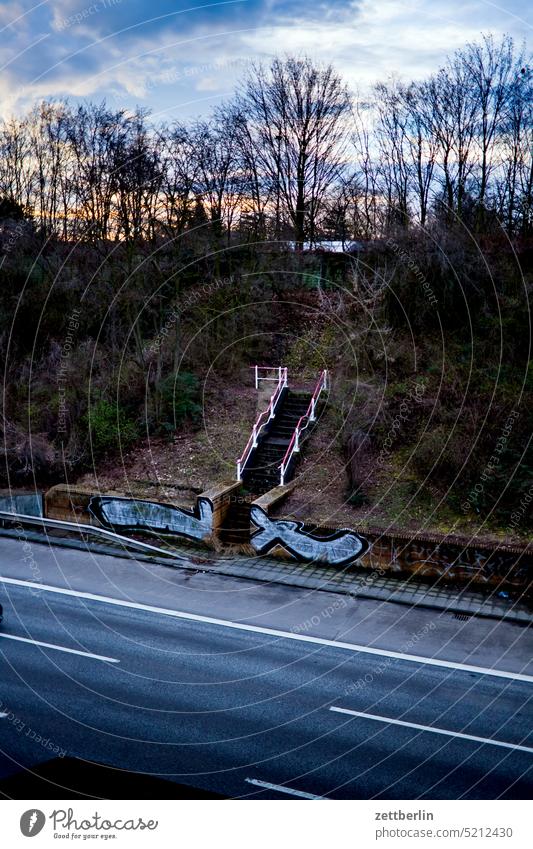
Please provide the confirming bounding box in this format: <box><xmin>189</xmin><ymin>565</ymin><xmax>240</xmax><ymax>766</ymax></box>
<box><xmin>43</xmin><ymin>481</ymin><xmax>242</xmax><ymax>550</ymax></box>
<box><xmin>0</xmin><ymin>491</ymin><xmax>43</xmax><ymax>517</ymax></box>
<box><xmin>199</xmin><ymin>480</ymin><xmax>242</xmax><ymax>545</ymax></box>
<box><xmin>256</xmin><ymin>494</ymin><xmax>532</xmax><ymax>593</ymax></box>
<box><xmin>357</xmin><ymin>529</ymin><xmax>532</xmax><ymax>592</ymax></box>
<box><xmin>250</xmin><ymin>504</ymin><xmax>369</xmax><ymax>566</ymax></box>
<box><xmin>44</xmin><ymin>485</ymin><xmax>98</xmax><ymax>525</ymax></box>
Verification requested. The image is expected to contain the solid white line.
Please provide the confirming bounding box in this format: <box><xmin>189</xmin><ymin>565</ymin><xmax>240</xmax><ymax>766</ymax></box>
<box><xmin>0</xmin><ymin>576</ymin><xmax>531</xmax><ymax>684</ymax></box>
<box><xmin>329</xmin><ymin>707</ymin><xmax>533</xmax><ymax>755</ymax></box>
<box><xmin>0</xmin><ymin>712</ymin><xmax>8</xmax><ymax>718</ymax></box>
<box><xmin>0</xmin><ymin>633</ymin><xmax>119</xmax><ymax>663</ymax></box>
<box><xmin>245</xmin><ymin>778</ymin><xmax>323</xmax><ymax>799</ymax></box>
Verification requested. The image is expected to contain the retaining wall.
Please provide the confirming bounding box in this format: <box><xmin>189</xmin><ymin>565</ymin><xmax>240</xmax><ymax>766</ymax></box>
<box><xmin>44</xmin><ymin>485</ymin><xmax>98</xmax><ymax>525</ymax></box>
<box><xmin>41</xmin><ymin>483</ymin><xmax>532</xmax><ymax>595</ymax></box>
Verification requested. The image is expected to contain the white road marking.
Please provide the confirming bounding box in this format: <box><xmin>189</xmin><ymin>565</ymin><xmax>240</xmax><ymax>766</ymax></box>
<box><xmin>0</xmin><ymin>712</ymin><xmax>8</xmax><ymax>718</ymax></box>
<box><xmin>245</xmin><ymin>778</ymin><xmax>323</xmax><ymax>799</ymax></box>
<box><xmin>329</xmin><ymin>707</ymin><xmax>533</xmax><ymax>755</ymax></box>
<box><xmin>0</xmin><ymin>576</ymin><xmax>531</xmax><ymax>684</ymax></box>
<box><xmin>0</xmin><ymin>633</ymin><xmax>119</xmax><ymax>663</ymax></box>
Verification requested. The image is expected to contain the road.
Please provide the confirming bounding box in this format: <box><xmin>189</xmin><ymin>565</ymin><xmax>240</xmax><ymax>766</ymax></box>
<box><xmin>0</xmin><ymin>534</ymin><xmax>532</xmax><ymax>799</ymax></box>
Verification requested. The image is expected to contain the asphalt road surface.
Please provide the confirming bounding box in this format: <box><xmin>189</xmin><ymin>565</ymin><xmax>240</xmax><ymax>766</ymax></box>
<box><xmin>0</xmin><ymin>535</ymin><xmax>532</xmax><ymax>799</ymax></box>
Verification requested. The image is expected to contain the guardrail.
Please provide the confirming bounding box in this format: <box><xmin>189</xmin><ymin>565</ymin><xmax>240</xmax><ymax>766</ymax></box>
<box><xmin>279</xmin><ymin>369</ymin><xmax>328</xmax><ymax>486</ymax></box>
<box><xmin>237</xmin><ymin>367</ymin><xmax>288</xmax><ymax>480</ymax></box>
<box><xmin>0</xmin><ymin>510</ymin><xmax>184</xmax><ymax>560</ymax></box>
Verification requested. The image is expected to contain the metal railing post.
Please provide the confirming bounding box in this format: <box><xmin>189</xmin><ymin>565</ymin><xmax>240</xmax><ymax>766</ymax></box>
<box><xmin>310</xmin><ymin>398</ymin><xmax>316</xmax><ymax>422</ymax></box>
<box><xmin>294</xmin><ymin>429</ymin><xmax>300</xmax><ymax>452</ymax></box>
<box><xmin>280</xmin><ymin>467</ymin><xmax>285</xmax><ymax>486</ymax></box>
<box><xmin>254</xmin><ymin>365</ymin><xmax>259</xmax><ymax>389</ymax></box>
<box><xmin>237</xmin><ymin>461</ymin><xmax>241</xmax><ymax>480</ymax></box>
<box><xmin>252</xmin><ymin>424</ymin><xmax>258</xmax><ymax>447</ymax></box>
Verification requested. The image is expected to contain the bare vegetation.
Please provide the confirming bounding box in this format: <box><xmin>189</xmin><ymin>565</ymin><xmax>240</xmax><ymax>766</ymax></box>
<box><xmin>0</xmin><ymin>41</ymin><xmax>531</xmax><ymax>534</ymax></box>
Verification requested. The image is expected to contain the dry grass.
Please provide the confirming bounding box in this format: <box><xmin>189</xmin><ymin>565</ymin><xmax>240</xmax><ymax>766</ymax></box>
<box><xmin>75</xmin><ymin>382</ymin><xmax>257</xmax><ymax>506</ymax></box>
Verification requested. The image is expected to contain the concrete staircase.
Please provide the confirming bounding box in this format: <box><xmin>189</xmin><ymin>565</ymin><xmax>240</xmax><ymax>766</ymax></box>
<box><xmin>226</xmin><ymin>369</ymin><xmax>328</xmax><ymax>543</ymax></box>
<box><xmin>242</xmin><ymin>390</ymin><xmax>312</xmax><ymax>495</ymax></box>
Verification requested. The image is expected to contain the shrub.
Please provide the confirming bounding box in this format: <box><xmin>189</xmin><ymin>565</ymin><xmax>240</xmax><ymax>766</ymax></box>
<box><xmin>156</xmin><ymin>371</ymin><xmax>202</xmax><ymax>433</ymax></box>
<box><xmin>83</xmin><ymin>398</ymin><xmax>138</xmax><ymax>458</ymax></box>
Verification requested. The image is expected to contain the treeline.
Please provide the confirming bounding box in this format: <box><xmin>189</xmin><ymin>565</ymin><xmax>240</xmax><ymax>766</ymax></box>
<box><xmin>1</xmin><ymin>33</ymin><xmax>532</xmax><ymax>245</ymax></box>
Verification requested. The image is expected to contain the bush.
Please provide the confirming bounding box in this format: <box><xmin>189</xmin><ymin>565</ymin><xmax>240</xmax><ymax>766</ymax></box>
<box><xmin>84</xmin><ymin>399</ymin><xmax>138</xmax><ymax>458</ymax></box>
<box><xmin>156</xmin><ymin>371</ymin><xmax>202</xmax><ymax>433</ymax></box>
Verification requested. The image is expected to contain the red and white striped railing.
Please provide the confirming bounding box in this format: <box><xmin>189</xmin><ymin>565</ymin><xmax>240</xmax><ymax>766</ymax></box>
<box><xmin>279</xmin><ymin>369</ymin><xmax>329</xmax><ymax>486</ymax></box>
<box><xmin>236</xmin><ymin>366</ymin><xmax>288</xmax><ymax>480</ymax></box>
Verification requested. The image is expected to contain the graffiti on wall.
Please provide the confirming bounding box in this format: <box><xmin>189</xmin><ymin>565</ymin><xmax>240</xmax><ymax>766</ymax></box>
<box><xmin>0</xmin><ymin>492</ymin><xmax>43</xmax><ymax>517</ymax></box>
<box><xmin>364</xmin><ymin>536</ymin><xmax>532</xmax><ymax>589</ymax></box>
<box><xmin>88</xmin><ymin>495</ymin><xmax>213</xmax><ymax>542</ymax></box>
<box><xmin>396</xmin><ymin>539</ymin><xmax>531</xmax><ymax>587</ymax></box>
<box><xmin>250</xmin><ymin>505</ymin><xmax>369</xmax><ymax>566</ymax></box>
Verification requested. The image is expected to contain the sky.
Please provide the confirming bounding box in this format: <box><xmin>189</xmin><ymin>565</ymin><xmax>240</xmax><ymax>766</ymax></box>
<box><xmin>0</xmin><ymin>0</ymin><xmax>531</xmax><ymax>121</ymax></box>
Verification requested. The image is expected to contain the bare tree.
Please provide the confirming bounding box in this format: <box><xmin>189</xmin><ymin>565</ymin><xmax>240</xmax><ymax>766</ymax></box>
<box><xmin>463</xmin><ymin>34</ymin><xmax>519</xmax><ymax>213</ymax></box>
<box><xmin>425</xmin><ymin>60</ymin><xmax>477</xmax><ymax>223</ymax></box>
<box><xmin>0</xmin><ymin>115</ymin><xmax>37</xmax><ymax>214</ymax></box>
<box><xmin>220</xmin><ymin>102</ymin><xmax>271</xmax><ymax>242</ymax></box>
<box><xmin>156</xmin><ymin>123</ymin><xmax>198</xmax><ymax>237</ymax></box>
<box><xmin>238</xmin><ymin>57</ymin><xmax>351</xmax><ymax>249</ymax></box>
<box><xmin>27</xmin><ymin>102</ymin><xmax>73</xmax><ymax>238</ymax></box>
<box><xmin>111</xmin><ymin>109</ymin><xmax>162</xmax><ymax>244</ymax></box>
<box><xmin>351</xmin><ymin>103</ymin><xmax>383</xmax><ymax>237</ymax></box>
<box><xmin>0</xmin><ymin>39</ymin><xmax>530</xmax><ymax>245</ymax></box>
<box><xmin>66</xmin><ymin>103</ymin><xmax>130</xmax><ymax>242</ymax></box>
<box><xmin>189</xmin><ymin>115</ymin><xmax>245</xmax><ymax>245</ymax></box>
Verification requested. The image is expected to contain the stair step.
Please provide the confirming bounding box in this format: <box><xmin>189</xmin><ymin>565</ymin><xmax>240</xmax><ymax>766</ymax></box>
<box><xmin>238</xmin><ymin>385</ymin><xmax>324</xmax><ymax>496</ymax></box>
<box><xmin>244</xmin><ymin>475</ymin><xmax>279</xmax><ymax>484</ymax></box>
<box><xmin>252</xmin><ymin>450</ymin><xmax>284</xmax><ymax>457</ymax></box>
<box><xmin>250</xmin><ymin>452</ymin><xmax>283</xmax><ymax>459</ymax></box>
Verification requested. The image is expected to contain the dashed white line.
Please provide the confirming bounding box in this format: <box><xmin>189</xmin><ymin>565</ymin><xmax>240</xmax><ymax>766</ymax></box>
<box><xmin>0</xmin><ymin>576</ymin><xmax>531</xmax><ymax>683</ymax></box>
<box><xmin>329</xmin><ymin>707</ymin><xmax>533</xmax><ymax>755</ymax></box>
<box><xmin>0</xmin><ymin>633</ymin><xmax>119</xmax><ymax>663</ymax></box>
<box><xmin>0</xmin><ymin>712</ymin><xmax>8</xmax><ymax>718</ymax></box>
<box><xmin>245</xmin><ymin>778</ymin><xmax>323</xmax><ymax>799</ymax></box>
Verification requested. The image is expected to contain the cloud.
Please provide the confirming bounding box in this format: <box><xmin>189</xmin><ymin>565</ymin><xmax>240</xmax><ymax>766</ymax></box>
<box><xmin>244</xmin><ymin>0</ymin><xmax>532</xmax><ymax>91</ymax></box>
<box><xmin>0</xmin><ymin>0</ymin><xmax>530</xmax><ymax>119</ymax></box>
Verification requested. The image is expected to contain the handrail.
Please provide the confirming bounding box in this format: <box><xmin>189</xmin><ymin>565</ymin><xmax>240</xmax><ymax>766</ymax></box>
<box><xmin>251</xmin><ymin>365</ymin><xmax>286</xmax><ymax>389</ymax></box>
<box><xmin>237</xmin><ymin>367</ymin><xmax>288</xmax><ymax>480</ymax></box>
<box><xmin>279</xmin><ymin>369</ymin><xmax>328</xmax><ymax>486</ymax></box>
